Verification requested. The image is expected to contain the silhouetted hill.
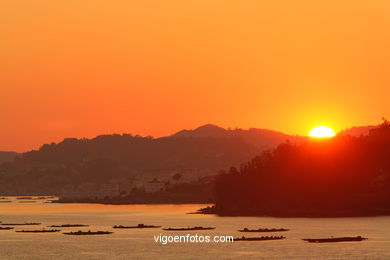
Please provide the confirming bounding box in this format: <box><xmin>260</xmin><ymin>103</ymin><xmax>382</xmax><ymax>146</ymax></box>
<box><xmin>212</xmin><ymin>120</ymin><xmax>390</xmax><ymax>217</ymax></box>
<box><xmin>0</xmin><ymin>151</ymin><xmax>19</xmax><ymax>164</ymax></box>
<box><xmin>16</xmin><ymin>134</ymin><xmax>260</xmax><ymax>170</ymax></box>
<box><xmin>0</xmin><ymin>124</ymin><xmax>307</xmax><ymax>197</ymax></box>
<box><xmin>173</xmin><ymin>124</ymin><xmax>230</xmax><ymax>138</ymax></box>
<box><xmin>171</xmin><ymin>124</ymin><xmax>305</xmax><ymax>150</ymax></box>
<box><xmin>338</xmin><ymin>125</ymin><xmax>377</xmax><ymax>136</ymax></box>
<box><xmin>0</xmin><ymin>132</ymin><xmax>263</xmax><ymax>195</ymax></box>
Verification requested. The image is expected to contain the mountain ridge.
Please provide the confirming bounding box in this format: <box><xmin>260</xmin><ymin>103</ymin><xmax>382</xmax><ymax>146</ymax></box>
<box><xmin>170</xmin><ymin>124</ymin><xmax>305</xmax><ymax>149</ymax></box>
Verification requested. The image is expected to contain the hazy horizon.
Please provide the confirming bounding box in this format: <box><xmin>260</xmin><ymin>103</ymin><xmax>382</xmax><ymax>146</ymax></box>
<box><xmin>0</xmin><ymin>122</ymin><xmax>376</xmax><ymax>152</ymax></box>
<box><xmin>2</xmin><ymin>1</ymin><xmax>390</xmax><ymax>151</ymax></box>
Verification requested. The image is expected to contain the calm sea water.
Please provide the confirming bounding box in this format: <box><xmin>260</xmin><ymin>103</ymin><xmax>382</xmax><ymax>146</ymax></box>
<box><xmin>0</xmin><ymin>197</ymin><xmax>389</xmax><ymax>260</ymax></box>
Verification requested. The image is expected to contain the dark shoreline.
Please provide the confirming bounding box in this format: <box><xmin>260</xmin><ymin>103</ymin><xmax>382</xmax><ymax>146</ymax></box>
<box><xmin>55</xmin><ymin>201</ymin><xmax>390</xmax><ymax>217</ymax></box>
<box><xmin>193</xmin><ymin>205</ymin><xmax>390</xmax><ymax>218</ymax></box>
<box><xmin>4</xmin><ymin>195</ymin><xmax>390</xmax><ymax>217</ymax></box>
<box><xmin>52</xmin><ymin>198</ymin><xmax>212</xmax><ymax>205</ymax></box>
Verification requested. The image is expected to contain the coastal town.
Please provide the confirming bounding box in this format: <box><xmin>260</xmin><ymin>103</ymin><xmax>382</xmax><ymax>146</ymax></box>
<box><xmin>56</xmin><ymin>168</ymin><xmax>215</xmax><ymax>201</ymax></box>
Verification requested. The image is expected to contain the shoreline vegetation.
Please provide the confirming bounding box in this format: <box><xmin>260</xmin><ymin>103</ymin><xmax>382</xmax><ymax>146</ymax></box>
<box><xmin>194</xmin><ymin>205</ymin><xmax>390</xmax><ymax>218</ymax></box>
<box><xmin>211</xmin><ymin>120</ymin><xmax>390</xmax><ymax>218</ymax></box>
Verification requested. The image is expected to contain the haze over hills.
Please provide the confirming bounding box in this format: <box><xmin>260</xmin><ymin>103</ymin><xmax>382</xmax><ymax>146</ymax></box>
<box><xmin>0</xmin><ymin>123</ymin><xmax>384</xmax><ymax>202</ymax></box>
<box><xmin>337</xmin><ymin>125</ymin><xmax>377</xmax><ymax>137</ymax></box>
<box><xmin>0</xmin><ymin>124</ymin><xmax>305</xmax><ymax>198</ymax></box>
<box><xmin>0</xmin><ymin>151</ymin><xmax>19</xmax><ymax>164</ymax></box>
<box><xmin>171</xmin><ymin>124</ymin><xmax>306</xmax><ymax>149</ymax></box>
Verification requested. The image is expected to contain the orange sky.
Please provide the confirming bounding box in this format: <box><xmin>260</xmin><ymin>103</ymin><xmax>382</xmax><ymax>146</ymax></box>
<box><xmin>1</xmin><ymin>0</ymin><xmax>390</xmax><ymax>152</ymax></box>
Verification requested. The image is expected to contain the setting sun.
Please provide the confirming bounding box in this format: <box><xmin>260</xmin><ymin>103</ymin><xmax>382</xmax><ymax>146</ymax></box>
<box><xmin>308</xmin><ymin>126</ymin><xmax>336</xmax><ymax>138</ymax></box>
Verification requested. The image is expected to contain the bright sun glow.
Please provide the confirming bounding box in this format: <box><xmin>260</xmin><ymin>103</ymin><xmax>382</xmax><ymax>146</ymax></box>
<box><xmin>308</xmin><ymin>126</ymin><xmax>335</xmax><ymax>138</ymax></box>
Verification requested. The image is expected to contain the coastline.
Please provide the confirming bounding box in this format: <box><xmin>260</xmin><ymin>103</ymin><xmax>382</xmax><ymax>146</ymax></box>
<box><xmin>4</xmin><ymin>195</ymin><xmax>390</xmax><ymax>218</ymax></box>
<box><xmin>194</xmin><ymin>205</ymin><xmax>390</xmax><ymax>218</ymax></box>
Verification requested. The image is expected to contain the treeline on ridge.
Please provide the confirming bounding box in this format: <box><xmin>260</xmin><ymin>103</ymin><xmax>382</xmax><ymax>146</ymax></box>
<box><xmin>214</xmin><ymin>120</ymin><xmax>390</xmax><ymax>217</ymax></box>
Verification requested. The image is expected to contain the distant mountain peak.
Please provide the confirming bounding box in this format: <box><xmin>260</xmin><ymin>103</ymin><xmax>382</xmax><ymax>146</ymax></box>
<box><xmin>171</xmin><ymin>124</ymin><xmax>305</xmax><ymax>149</ymax></box>
<box><xmin>195</xmin><ymin>124</ymin><xmax>224</xmax><ymax>131</ymax></box>
<box><xmin>172</xmin><ymin>124</ymin><xmax>229</xmax><ymax>138</ymax></box>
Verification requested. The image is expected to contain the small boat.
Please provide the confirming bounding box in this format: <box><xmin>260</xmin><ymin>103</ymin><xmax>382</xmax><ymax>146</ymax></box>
<box><xmin>234</xmin><ymin>236</ymin><xmax>286</xmax><ymax>241</ymax></box>
<box><xmin>162</xmin><ymin>226</ymin><xmax>215</xmax><ymax>231</ymax></box>
<box><xmin>1</xmin><ymin>223</ymin><xmax>41</xmax><ymax>226</ymax></box>
<box><xmin>49</xmin><ymin>224</ymin><xmax>89</xmax><ymax>228</ymax></box>
<box><xmin>303</xmin><ymin>236</ymin><xmax>367</xmax><ymax>243</ymax></box>
<box><xmin>0</xmin><ymin>227</ymin><xmax>14</xmax><ymax>230</ymax></box>
<box><xmin>18</xmin><ymin>201</ymin><xmax>36</xmax><ymax>203</ymax></box>
<box><xmin>239</xmin><ymin>228</ymin><xmax>289</xmax><ymax>232</ymax></box>
<box><xmin>63</xmin><ymin>230</ymin><xmax>113</xmax><ymax>235</ymax></box>
<box><xmin>16</xmin><ymin>229</ymin><xmax>60</xmax><ymax>233</ymax></box>
<box><xmin>113</xmin><ymin>224</ymin><xmax>161</xmax><ymax>229</ymax></box>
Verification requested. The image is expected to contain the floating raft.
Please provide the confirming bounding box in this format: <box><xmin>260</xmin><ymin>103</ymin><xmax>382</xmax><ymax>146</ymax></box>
<box><xmin>303</xmin><ymin>236</ymin><xmax>367</xmax><ymax>243</ymax></box>
<box><xmin>1</xmin><ymin>223</ymin><xmax>41</xmax><ymax>226</ymax></box>
<box><xmin>49</xmin><ymin>224</ymin><xmax>89</xmax><ymax>228</ymax></box>
<box><xmin>234</xmin><ymin>236</ymin><xmax>286</xmax><ymax>241</ymax></box>
<box><xmin>113</xmin><ymin>224</ymin><xmax>161</xmax><ymax>229</ymax></box>
<box><xmin>0</xmin><ymin>227</ymin><xmax>14</xmax><ymax>230</ymax></box>
<box><xmin>162</xmin><ymin>226</ymin><xmax>215</xmax><ymax>231</ymax></box>
<box><xmin>63</xmin><ymin>230</ymin><xmax>113</xmax><ymax>235</ymax></box>
<box><xmin>16</xmin><ymin>229</ymin><xmax>61</xmax><ymax>233</ymax></box>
